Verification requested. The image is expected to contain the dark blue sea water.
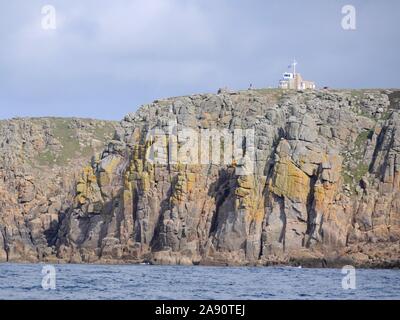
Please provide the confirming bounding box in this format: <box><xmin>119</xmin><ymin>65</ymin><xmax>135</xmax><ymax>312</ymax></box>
<box><xmin>0</xmin><ymin>263</ymin><xmax>399</xmax><ymax>300</ymax></box>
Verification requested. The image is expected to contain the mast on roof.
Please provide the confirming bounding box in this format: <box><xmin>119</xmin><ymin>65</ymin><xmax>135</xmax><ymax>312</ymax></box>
<box><xmin>292</xmin><ymin>58</ymin><xmax>297</xmax><ymax>76</ymax></box>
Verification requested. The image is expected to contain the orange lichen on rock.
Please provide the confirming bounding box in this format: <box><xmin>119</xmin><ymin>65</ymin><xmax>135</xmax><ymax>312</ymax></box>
<box><xmin>269</xmin><ymin>157</ymin><xmax>310</xmax><ymax>202</ymax></box>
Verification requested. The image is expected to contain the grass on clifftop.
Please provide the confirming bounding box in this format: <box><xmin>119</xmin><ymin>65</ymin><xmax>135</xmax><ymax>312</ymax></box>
<box><xmin>36</xmin><ymin>118</ymin><xmax>115</xmax><ymax>167</ymax></box>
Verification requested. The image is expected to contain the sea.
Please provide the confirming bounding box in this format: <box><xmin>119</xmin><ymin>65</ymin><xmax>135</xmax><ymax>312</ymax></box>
<box><xmin>0</xmin><ymin>263</ymin><xmax>399</xmax><ymax>300</ymax></box>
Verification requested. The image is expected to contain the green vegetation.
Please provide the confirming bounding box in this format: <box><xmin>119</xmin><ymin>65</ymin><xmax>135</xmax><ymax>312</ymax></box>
<box><xmin>353</xmin><ymin>163</ymin><xmax>369</xmax><ymax>184</ymax></box>
<box><xmin>355</xmin><ymin>129</ymin><xmax>374</xmax><ymax>149</ymax></box>
<box><xmin>348</xmin><ymin>90</ymin><xmax>366</xmax><ymax>100</ymax></box>
<box><xmin>52</xmin><ymin>118</ymin><xmax>81</xmax><ymax>165</ymax></box>
<box><xmin>252</xmin><ymin>88</ymin><xmax>286</xmax><ymax>102</ymax></box>
<box><xmin>34</xmin><ymin>118</ymin><xmax>115</xmax><ymax>167</ymax></box>
<box><xmin>343</xmin><ymin>162</ymin><xmax>370</xmax><ymax>193</ymax></box>
<box><xmin>346</xmin><ymin>91</ymin><xmax>371</xmax><ymax>118</ymax></box>
<box><xmin>380</xmin><ymin>111</ymin><xmax>393</xmax><ymax>121</ymax></box>
<box><xmin>343</xmin><ymin>172</ymin><xmax>353</xmax><ymax>186</ymax></box>
<box><xmin>253</xmin><ymin>88</ymin><xmax>285</xmax><ymax>94</ymax></box>
<box><xmin>37</xmin><ymin>149</ymin><xmax>56</xmax><ymax>166</ymax></box>
<box><xmin>93</xmin><ymin>123</ymin><xmax>115</xmax><ymax>140</ymax></box>
<box><xmin>341</xmin><ymin>129</ymin><xmax>374</xmax><ymax>192</ymax></box>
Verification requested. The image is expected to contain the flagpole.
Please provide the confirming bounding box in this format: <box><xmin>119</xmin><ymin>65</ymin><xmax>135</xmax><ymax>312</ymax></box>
<box><xmin>293</xmin><ymin>58</ymin><xmax>297</xmax><ymax>76</ymax></box>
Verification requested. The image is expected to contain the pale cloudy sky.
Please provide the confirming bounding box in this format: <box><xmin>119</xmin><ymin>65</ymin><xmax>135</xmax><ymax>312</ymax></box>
<box><xmin>0</xmin><ymin>0</ymin><xmax>399</xmax><ymax>120</ymax></box>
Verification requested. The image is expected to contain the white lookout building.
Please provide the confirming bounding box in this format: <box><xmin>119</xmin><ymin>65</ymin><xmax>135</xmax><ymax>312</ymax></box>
<box><xmin>278</xmin><ymin>60</ymin><xmax>316</xmax><ymax>90</ymax></box>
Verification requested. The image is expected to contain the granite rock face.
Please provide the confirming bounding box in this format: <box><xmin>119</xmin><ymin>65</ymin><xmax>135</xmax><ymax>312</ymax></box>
<box><xmin>0</xmin><ymin>118</ymin><xmax>118</xmax><ymax>262</ymax></box>
<box><xmin>1</xmin><ymin>90</ymin><xmax>400</xmax><ymax>267</ymax></box>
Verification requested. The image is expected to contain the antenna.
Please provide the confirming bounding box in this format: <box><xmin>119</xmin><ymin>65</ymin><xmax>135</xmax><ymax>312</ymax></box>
<box><xmin>292</xmin><ymin>58</ymin><xmax>297</xmax><ymax>76</ymax></box>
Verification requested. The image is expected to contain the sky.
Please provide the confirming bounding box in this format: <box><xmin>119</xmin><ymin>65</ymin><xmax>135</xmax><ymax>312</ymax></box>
<box><xmin>0</xmin><ymin>0</ymin><xmax>399</xmax><ymax>120</ymax></box>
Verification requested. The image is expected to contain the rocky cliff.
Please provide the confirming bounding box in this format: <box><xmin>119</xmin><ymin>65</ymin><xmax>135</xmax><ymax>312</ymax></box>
<box><xmin>1</xmin><ymin>89</ymin><xmax>400</xmax><ymax>267</ymax></box>
<box><xmin>0</xmin><ymin>117</ymin><xmax>117</xmax><ymax>262</ymax></box>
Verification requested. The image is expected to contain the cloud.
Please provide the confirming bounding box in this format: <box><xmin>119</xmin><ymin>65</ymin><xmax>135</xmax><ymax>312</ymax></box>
<box><xmin>0</xmin><ymin>0</ymin><xmax>399</xmax><ymax>120</ymax></box>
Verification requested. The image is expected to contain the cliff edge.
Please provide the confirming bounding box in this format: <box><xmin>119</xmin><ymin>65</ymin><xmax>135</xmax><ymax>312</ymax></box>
<box><xmin>1</xmin><ymin>89</ymin><xmax>400</xmax><ymax>268</ymax></box>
